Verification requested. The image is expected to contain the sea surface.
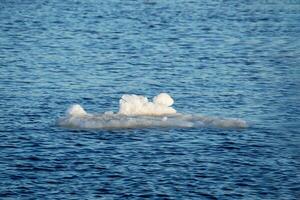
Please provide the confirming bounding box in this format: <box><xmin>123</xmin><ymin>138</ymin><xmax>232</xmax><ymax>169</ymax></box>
<box><xmin>0</xmin><ymin>0</ymin><xmax>299</xmax><ymax>199</ymax></box>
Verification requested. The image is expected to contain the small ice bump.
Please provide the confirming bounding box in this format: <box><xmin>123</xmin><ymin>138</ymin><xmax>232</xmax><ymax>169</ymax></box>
<box><xmin>153</xmin><ymin>93</ymin><xmax>174</xmax><ymax>106</ymax></box>
<box><xmin>67</xmin><ymin>104</ymin><xmax>87</xmax><ymax>117</ymax></box>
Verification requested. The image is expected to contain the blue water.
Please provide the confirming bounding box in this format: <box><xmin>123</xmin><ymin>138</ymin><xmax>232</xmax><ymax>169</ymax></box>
<box><xmin>1</xmin><ymin>0</ymin><xmax>300</xmax><ymax>199</ymax></box>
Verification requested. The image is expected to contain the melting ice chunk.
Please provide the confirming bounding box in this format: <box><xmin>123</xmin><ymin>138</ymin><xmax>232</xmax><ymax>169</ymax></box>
<box><xmin>58</xmin><ymin>93</ymin><xmax>248</xmax><ymax>129</ymax></box>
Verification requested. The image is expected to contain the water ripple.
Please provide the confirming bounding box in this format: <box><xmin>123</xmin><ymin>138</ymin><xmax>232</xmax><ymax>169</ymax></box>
<box><xmin>1</xmin><ymin>0</ymin><xmax>299</xmax><ymax>199</ymax></box>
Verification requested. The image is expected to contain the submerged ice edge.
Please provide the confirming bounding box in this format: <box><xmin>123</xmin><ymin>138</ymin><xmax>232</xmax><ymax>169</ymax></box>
<box><xmin>57</xmin><ymin>112</ymin><xmax>248</xmax><ymax>129</ymax></box>
<box><xmin>58</xmin><ymin>107</ymin><xmax>248</xmax><ymax>129</ymax></box>
<box><xmin>58</xmin><ymin>93</ymin><xmax>248</xmax><ymax>129</ymax></box>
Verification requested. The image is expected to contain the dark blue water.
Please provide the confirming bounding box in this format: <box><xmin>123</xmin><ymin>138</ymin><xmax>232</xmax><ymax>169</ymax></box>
<box><xmin>1</xmin><ymin>0</ymin><xmax>299</xmax><ymax>199</ymax></box>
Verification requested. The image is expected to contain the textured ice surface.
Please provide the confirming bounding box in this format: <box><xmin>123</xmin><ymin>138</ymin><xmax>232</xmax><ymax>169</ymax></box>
<box><xmin>58</xmin><ymin>93</ymin><xmax>248</xmax><ymax>129</ymax></box>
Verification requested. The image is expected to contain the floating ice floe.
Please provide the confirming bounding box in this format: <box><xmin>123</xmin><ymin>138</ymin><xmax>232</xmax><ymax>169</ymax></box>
<box><xmin>57</xmin><ymin>93</ymin><xmax>248</xmax><ymax>129</ymax></box>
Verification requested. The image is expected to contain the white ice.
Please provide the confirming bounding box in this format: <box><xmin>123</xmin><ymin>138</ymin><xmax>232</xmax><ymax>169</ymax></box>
<box><xmin>57</xmin><ymin>93</ymin><xmax>248</xmax><ymax>129</ymax></box>
<box><xmin>118</xmin><ymin>93</ymin><xmax>176</xmax><ymax>116</ymax></box>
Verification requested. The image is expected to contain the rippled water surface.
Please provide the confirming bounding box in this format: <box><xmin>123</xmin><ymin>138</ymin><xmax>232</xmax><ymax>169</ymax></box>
<box><xmin>1</xmin><ymin>0</ymin><xmax>299</xmax><ymax>199</ymax></box>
